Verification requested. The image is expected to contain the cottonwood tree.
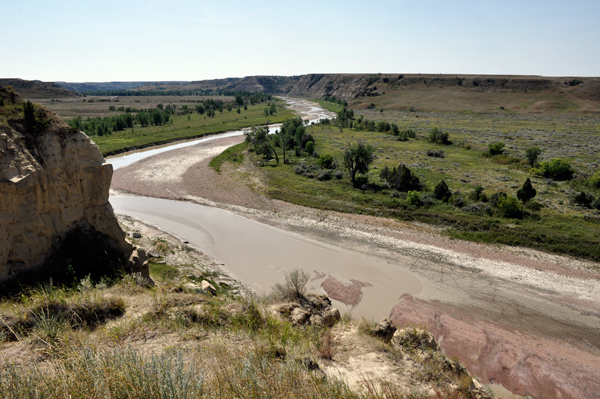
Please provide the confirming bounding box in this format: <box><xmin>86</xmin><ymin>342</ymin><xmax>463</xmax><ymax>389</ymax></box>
<box><xmin>245</xmin><ymin>125</ymin><xmax>279</xmax><ymax>164</ymax></box>
<box><xmin>343</xmin><ymin>141</ymin><xmax>375</xmax><ymax>184</ymax></box>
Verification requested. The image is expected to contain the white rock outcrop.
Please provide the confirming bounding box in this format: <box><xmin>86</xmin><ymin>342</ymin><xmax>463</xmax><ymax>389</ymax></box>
<box><xmin>0</xmin><ymin>100</ymin><xmax>144</xmax><ymax>283</ymax></box>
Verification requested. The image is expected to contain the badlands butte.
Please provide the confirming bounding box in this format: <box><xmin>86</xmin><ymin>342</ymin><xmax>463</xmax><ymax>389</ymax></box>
<box><xmin>1</xmin><ymin>73</ymin><xmax>600</xmax><ymax>399</ymax></box>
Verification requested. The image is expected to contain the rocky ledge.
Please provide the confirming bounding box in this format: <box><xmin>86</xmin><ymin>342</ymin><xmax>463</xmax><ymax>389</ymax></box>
<box><xmin>0</xmin><ymin>85</ymin><xmax>147</xmax><ymax>287</ymax></box>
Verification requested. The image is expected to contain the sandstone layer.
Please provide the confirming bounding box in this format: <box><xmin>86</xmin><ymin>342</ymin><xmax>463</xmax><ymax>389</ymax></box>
<box><xmin>0</xmin><ymin>86</ymin><xmax>144</xmax><ymax>285</ymax></box>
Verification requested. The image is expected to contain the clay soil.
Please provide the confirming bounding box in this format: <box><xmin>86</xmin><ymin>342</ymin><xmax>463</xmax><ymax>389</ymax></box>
<box><xmin>110</xmin><ymin>112</ymin><xmax>600</xmax><ymax>399</ymax></box>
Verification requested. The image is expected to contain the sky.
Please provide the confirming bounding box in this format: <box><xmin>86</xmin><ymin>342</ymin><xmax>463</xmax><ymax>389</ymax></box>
<box><xmin>2</xmin><ymin>0</ymin><xmax>599</xmax><ymax>82</ymax></box>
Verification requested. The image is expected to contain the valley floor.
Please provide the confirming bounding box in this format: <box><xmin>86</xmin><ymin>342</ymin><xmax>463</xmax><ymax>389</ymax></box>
<box><xmin>110</xmin><ymin>132</ymin><xmax>600</xmax><ymax>399</ymax></box>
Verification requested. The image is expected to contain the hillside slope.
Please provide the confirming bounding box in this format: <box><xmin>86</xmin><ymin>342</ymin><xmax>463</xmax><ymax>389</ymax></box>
<box><xmin>0</xmin><ymin>78</ymin><xmax>78</xmax><ymax>99</ymax></box>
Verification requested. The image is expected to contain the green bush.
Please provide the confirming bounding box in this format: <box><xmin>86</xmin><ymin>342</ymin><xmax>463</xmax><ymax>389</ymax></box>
<box><xmin>468</xmin><ymin>185</ymin><xmax>486</xmax><ymax>202</ymax></box>
<box><xmin>407</xmin><ymin>191</ymin><xmax>422</xmax><ymax>206</ymax></box>
<box><xmin>317</xmin><ymin>154</ymin><xmax>335</xmax><ymax>169</ymax></box>
<box><xmin>305</xmin><ymin>141</ymin><xmax>314</xmax><ymax>155</ymax></box>
<box><xmin>434</xmin><ymin>180</ymin><xmax>452</xmax><ymax>202</ymax></box>
<box><xmin>497</xmin><ymin>196</ymin><xmax>523</xmax><ymax>218</ymax></box>
<box><xmin>574</xmin><ymin>191</ymin><xmax>596</xmax><ymax>208</ymax></box>
<box><xmin>428</xmin><ymin>128</ymin><xmax>450</xmax><ymax>145</ymax></box>
<box><xmin>590</xmin><ymin>171</ymin><xmax>600</xmax><ymax>188</ymax></box>
<box><xmin>531</xmin><ymin>158</ymin><xmax>573</xmax><ymax>180</ymax></box>
<box><xmin>488</xmin><ymin>142</ymin><xmax>505</xmax><ymax>156</ymax></box>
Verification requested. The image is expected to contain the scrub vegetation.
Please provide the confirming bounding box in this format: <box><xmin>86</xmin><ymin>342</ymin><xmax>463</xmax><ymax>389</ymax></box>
<box><xmin>224</xmin><ymin>105</ymin><xmax>600</xmax><ymax>262</ymax></box>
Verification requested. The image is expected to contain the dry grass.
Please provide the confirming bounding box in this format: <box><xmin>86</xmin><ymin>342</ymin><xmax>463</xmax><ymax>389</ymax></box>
<box><xmin>0</xmin><ymin>259</ymin><xmax>491</xmax><ymax>399</ymax></box>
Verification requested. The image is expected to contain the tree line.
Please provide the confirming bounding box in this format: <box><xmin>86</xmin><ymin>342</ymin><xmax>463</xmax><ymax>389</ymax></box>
<box><xmin>68</xmin><ymin>109</ymin><xmax>171</xmax><ymax>136</ymax></box>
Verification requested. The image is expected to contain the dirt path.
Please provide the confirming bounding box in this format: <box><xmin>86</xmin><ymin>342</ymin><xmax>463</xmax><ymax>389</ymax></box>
<box><xmin>110</xmin><ymin>107</ymin><xmax>600</xmax><ymax>399</ymax></box>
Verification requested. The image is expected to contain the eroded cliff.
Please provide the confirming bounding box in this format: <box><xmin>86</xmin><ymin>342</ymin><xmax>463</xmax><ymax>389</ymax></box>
<box><xmin>0</xmin><ymin>85</ymin><xmax>146</xmax><ymax>286</ymax></box>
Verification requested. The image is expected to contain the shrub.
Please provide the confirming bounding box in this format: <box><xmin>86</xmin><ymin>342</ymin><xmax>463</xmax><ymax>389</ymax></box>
<box><xmin>589</xmin><ymin>171</ymin><xmax>600</xmax><ymax>188</ymax></box>
<box><xmin>316</xmin><ymin>170</ymin><xmax>332</xmax><ymax>181</ymax></box>
<box><xmin>453</xmin><ymin>196</ymin><xmax>465</xmax><ymax>208</ymax></box>
<box><xmin>317</xmin><ymin>154</ymin><xmax>335</xmax><ymax>169</ymax></box>
<box><xmin>396</xmin><ymin>131</ymin><xmax>409</xmax><ymax>141</ymax></box>
<box><xmin>428</xmin><ymin>128</ymin><xmax>450</xmax><ymax>144</ymax></box>
<box><xmin>462</xmin><ymin>203</ymin><xmax>493</xmax><ymax>215</ymax></box>
<box><xmin>497</xmin><ymin>196</ymin><xmax>523</xmax><ymax>218</ymax></box>
<box><xmin>434</xmin><ymin>180</ymin><xmax>452</xmax><ymax>202</ymax></box>
<box><xmin>531</xmin><ymin>158</ymin><xmax>573</xmax><ymax>180</ymax></box>
<box><xmin>525</xmin><ymin>147</ymin><xmax>542</xmax><ymax>167</ymax></box>
<box><xmin>305</xmin><ymin>141</ymin><xmax>314</xmax><ymax>155</ymax></box>
<box><xmin>574</xmin><ymin>191</ymin><xmax>596</xmax><ymax>208</ymax></box>
<box><xmin>272</xmin><ymin>269</ymin><xmax>310</xmax><ymax>300</ymax></box>
<box><xmin>294</xmin><ymin>162</ymin><xmax>317</xmax><ymax>178</ymax></box>
<box><xmin>490</xmin><ymin>191</ymin><xmax>508</xmax><ymax>207</ymax></box>
<box><xmin>488</xmin><ymin>142</ymin><xmax>505</xmax><ymax>156</ymax></box>
<box><xmin>468</xmin><ymin>185</ymin><xmax>486</xmax><ymax>201</ymax></box>
<box><xmin>426</xmin><ymin>149</ymin><xmax>445</xmax><ymax>158</ymax></box>
<box><xmin>517</xmin><ymin>178</ymin><xmax>537</xmax><ymax>203</ymax></box>
<box><xmin>392</xmin><ymin>164</ymin><xmax>422</xmax><ymax>192</ymax></box>
<box><xmin>407</xmin><ymin>191</ymin><xmax>422</xmax><ymax>206</ymax></box>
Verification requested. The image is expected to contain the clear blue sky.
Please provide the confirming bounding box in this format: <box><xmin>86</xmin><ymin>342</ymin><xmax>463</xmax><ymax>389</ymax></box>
<box><xmin>2</xmin><ymin>0</ymin><xmax>599</xmax><ymax>82</ymax></box>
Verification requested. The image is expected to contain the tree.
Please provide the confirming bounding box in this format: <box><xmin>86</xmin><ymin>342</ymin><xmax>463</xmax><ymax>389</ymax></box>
<box><xmin>517</xmin><ymin>178</ymin><xmax>537</xmax><ymax>203</ymax></box>
<box><xmin>235</xmin><ymin>94</ymin><xmax>244</xmax><ymax>106</ymax></box>
<box><xmin>151</xmin><ymin>109</ymin><xmax>163</xmax><ymax>126</ymax></box>
<box><xmin>245</xmin><ymin>125</ymin><xmax>279</xmax><ymax>164</ymax></box>
<box><xmin>274</xmin><ymin>127</ymin><xmax>291</xmax><ymax>164</ymax></box>
<box><xmin>343</xmin><ymin>141</ymin><xmax>375</xmax><ymax>184</ymax></box>
<box><xmin>434</xmin><ymin>180</ymin><xmax>452</xmax><ymax>202</ymax></box>
<box><xmin>23</xmin><ymin>100</ymin><xmax>35</xmax><ymax>128</ymax></box>
<box><xmin>393</xmin><ymin>164</ymin><xmax>422</xmax><ymax>192</ymax></box>
<box><xmin>525</xmin><ymin>147</ymin><xmax>542</xmax><ymax>167</ymax></box>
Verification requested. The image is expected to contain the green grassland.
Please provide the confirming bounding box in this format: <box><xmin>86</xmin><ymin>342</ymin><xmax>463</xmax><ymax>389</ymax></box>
<box><xmin>229</xmin><ymin>108</ymin><xmax>600</xmax><ymax>262</ymax></box>
<box><xmin>312</xmin><ymin>99</ymin><xmax>345</xmax><ymax>113</ymax></box>
<box><xmin>89</xmin><ymin>100</ymin><xmax>294</xmax><ymax>156</ymax></box>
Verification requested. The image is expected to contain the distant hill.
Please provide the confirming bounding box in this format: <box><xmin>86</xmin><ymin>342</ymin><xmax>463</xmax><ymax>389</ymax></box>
<box><xmin>172</xmin><ymin>74</ymin><xmax>600</xmax><ymax>114</ymax></box>
<box><xmin>56</xmin><ymin>81</ymin><xmax>190</xmax><ymax>93</ymax></box>
<box><xmin>0</xmin><ymin>78</ymin><xmax>78</xmax><ymax>99</ymax></box>
<box><xmin>11</xmin><ymin>73</ymin><xmax>600</xmax><ymax>114</ymax></box>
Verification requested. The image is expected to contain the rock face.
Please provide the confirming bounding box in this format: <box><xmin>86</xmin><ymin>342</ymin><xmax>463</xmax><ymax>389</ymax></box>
<box><xmin>0</xmin><ymin>87</ymin><xmax>145</xmax><ymax>285</ymax></box>
<box><xmin>372</xmin><ymin>318</ymin><xmax>397</xmax><ymax>343</ymax></box>
<box><xmin>270</xmin><ymin>293</ymin><xmax>340</xmax><ymax>328</ymax></box>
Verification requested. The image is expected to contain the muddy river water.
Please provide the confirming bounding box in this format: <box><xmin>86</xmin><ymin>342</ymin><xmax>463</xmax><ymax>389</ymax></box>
<box><xmin>110</xmin><ymin>196</ymin><xmax>422</xmax><ymax>319</ymax></box>
<box><xmin>109</xmin><ymin>98</ymin><xmax>423</xmax><ymax>319</ymax></box>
